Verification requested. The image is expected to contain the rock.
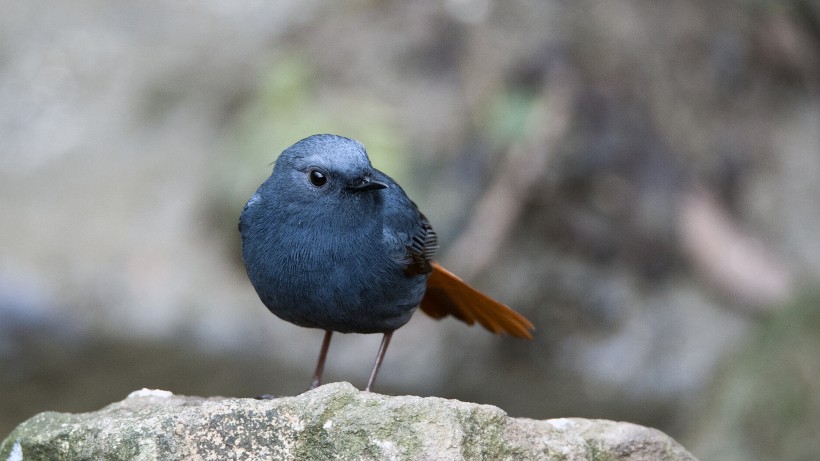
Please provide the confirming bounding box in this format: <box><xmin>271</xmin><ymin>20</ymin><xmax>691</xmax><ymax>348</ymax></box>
<box><xmin>1</xmin><ymin>382</ymin><xmax>696</xmax><ymax>461</ymax></box>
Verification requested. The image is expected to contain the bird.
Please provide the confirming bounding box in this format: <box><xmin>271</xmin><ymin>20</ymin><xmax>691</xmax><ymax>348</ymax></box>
<box><xmin>239</xmin><ymin>134</ymin><xmax>533</xmax><ymax>392</ymax></box>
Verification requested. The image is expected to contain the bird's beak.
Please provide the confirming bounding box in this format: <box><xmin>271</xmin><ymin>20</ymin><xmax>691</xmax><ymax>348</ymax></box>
<box><xmin>348</xmin><ymin>176</ymin><xmax>388</xmax><ymax>192</ymax></box>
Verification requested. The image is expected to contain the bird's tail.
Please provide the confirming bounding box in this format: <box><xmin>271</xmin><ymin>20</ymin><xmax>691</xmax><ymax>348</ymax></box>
<box><xmin>419</xmin><ymin>262</ymin><xmax>534</xmax><ymax>339</ymax></box>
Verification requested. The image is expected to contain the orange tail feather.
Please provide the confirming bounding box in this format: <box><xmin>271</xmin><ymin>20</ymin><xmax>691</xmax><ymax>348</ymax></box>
<box><xmin>419</xmin><ymin>262</ymin><xmax>534</xmax><ymax>339</ymax></box>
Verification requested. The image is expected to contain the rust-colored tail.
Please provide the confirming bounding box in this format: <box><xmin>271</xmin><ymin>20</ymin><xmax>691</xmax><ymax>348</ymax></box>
<box><xmin>419</xmin><ymin>262</ymin><xmax>534</xmax><ymax>339</ymax></box>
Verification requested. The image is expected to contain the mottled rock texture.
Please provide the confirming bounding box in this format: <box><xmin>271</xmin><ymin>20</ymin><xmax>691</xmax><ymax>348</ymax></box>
<box><xmin>1</xmin><ymin>382</ymin><xmax>696</xmax><ymax>461</ymax></box>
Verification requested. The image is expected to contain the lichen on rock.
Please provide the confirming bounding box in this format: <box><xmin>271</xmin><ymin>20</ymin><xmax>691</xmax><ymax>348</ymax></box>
<box><xmin>1</xmin><ymin>382</ymin><xmax>697</xmax><ymax>461</ymax></box>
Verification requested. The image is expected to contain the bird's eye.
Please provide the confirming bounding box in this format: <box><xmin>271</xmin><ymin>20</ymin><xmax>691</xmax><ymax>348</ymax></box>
<box><xmin>308</xmin><ymin>169</ymin><xmax>327</xmax><ymax>187</ymax></box>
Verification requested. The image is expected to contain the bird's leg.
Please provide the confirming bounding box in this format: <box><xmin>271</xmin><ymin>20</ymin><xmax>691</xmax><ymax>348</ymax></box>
<box><xmin>365</xmin><ymin>331</ymin><xmax>394</xmax><ymax>392</ymax></box>
<box><xmin>310</xmin><ymin>330</ymin><xmax>333</xmax><ymax>390</ymax></box>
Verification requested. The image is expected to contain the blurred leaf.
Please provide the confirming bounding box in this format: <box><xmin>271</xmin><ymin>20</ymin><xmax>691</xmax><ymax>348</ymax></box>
<box><xmin>485</xmin><ymin>88</ymin><xmax>540</xmax><ymax>147</ymax></box>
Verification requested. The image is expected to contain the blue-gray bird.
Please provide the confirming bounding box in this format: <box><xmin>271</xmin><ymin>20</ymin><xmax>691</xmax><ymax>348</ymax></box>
<box><xmin>240</xmin><ymin>134</ymin><xmax>532</xmax><ymax>392</ymax></box>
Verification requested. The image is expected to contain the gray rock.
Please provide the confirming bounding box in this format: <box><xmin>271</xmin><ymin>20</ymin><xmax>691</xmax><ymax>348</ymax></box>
<box><xmin>1</xmin><ymin>382</ymin><xmax>696</xmax><ymax>461</ymax></box>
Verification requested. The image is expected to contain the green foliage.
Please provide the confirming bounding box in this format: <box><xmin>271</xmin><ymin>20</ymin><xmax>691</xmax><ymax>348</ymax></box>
<box><xmin>692</xmin><ymin>289</ymin><xmax>820</xmax><ymax>461</ymax></box>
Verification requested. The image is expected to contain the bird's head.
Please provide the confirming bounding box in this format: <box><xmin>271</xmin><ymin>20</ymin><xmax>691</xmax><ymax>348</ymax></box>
<box><xmin>266</xmin><ymin>134</ymin><xmax>388</xmax><ymax>210</ymax></box>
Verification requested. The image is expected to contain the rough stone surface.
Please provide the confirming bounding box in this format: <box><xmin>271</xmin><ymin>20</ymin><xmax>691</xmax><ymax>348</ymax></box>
<box><xmin>1</xmin><ymin>382</ymin><xmax>697</xmax><ymax>461</ymax></box>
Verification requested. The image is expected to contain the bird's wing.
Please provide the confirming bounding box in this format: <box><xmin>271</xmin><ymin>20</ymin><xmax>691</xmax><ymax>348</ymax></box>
<box><xmin>374</xmin><ymin>170</ymin><xmax>532</xmax><ymax>339</ymax></box>
<box><xmin>376</xmin><ymin>169</ymin><xmax>438</xmax><ymax>276</ymax></box>
<box><xmin>419</xmin><ymin>262</ymin><xmax>534</xmax><ymax>339</ymax></box>
<box><xmin>402</xmin><ymin>211</ymin><xmax>438</xmax><ymax>276</ymax></box>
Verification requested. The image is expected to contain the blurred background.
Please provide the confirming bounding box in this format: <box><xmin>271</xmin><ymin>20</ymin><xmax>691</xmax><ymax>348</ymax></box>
<box><xmin>1</xmin><ymin>1</ymin><xmax>819</xmax><ymax>459</ymax></box>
